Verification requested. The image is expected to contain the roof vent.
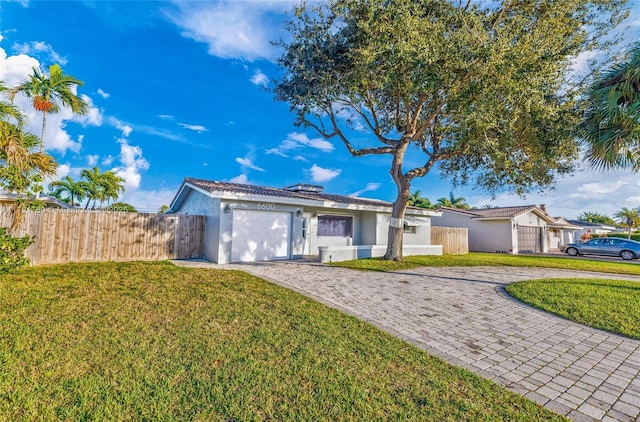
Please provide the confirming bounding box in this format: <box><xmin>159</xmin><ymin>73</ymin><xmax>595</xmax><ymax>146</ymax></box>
<box><xmin>284</xmin><ymin>184</ymin><xmax>324</xmax><ymax>193</ymax></box>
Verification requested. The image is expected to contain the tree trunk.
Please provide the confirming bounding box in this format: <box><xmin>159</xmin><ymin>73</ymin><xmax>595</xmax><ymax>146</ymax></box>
<box><xmin>383</xmin><ymin>146</ymin><xmax>411</xmax><ymax>260</ymax></box>
<box><xmin>383</xmin><ymin>189</ymin><xmax>410</xmax><ymax>260</ymax></box>
<box><xmin>40</xmin><ymin>112</ymin><xmax>47</xmax><ymax>153</ymax></box>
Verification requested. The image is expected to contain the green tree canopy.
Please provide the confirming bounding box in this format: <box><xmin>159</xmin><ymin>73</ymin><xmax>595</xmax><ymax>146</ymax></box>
<box><xmin>578</xmin><ymin>211</ymin><xmax>616</xmax><ymax>226</ymax></box>
<box><xmin>583</xmin><ymin>42</ymin><xmax>640</xmax><ymax>170</ymax></box>
<box><xmin>408</xmin><ymin>190</ymin><xmax>433</xmax><ymax>209</ymax></box>
<box><xmin>614</xmin><ymin>207</ymin><xmax>640</xmax><ymax>238</ymax></box>
<box><xmin>437</xmin><ymin>192</ymin><xmax>470</xmax><ymax>209</ymax></box>
<box><xmin>80</xmin><ymin>167</ymin><xmax>126</xmax><ymax>209</ymax></box>
<box><xmin>10</xmin><ymin>64</ymin><xmax>88</xmax><ymax>152</ymax></box>
<box><xmin>48</xmin><ymin>175</ymin><xmax>87</xmax><ymax>208</ymax></box>
<box><xmin>274</xmin><ymin>0</ymin><xmax>627</xmax><ymax>260</ymax></box>
<box><xmin>105</xmin><ymin>202</ymin><xmax>137</xmax><ymax>213</ymax></box>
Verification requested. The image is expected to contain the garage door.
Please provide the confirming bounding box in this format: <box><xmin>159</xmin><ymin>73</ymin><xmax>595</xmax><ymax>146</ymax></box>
<box><xmin>231</xmin><ymin>210</ymin><xmax>291</xmax><ymax>262</ymax></box>
<box><xmin>517</xmin><ymin>226</ymin><xmax>542</xmax><ymax>253</ymax></box>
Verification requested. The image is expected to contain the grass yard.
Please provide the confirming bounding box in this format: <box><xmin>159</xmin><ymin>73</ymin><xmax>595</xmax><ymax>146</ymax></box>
<box><xmin>0</xmin><ymin>261</ymin><xmax>565</xmax><ymax>421</ymax></box>
<box><xmin>332</xmin><ymin>252</ymin><xmax>640</xmax><ymax>275</ymax></box>
<box><xmin>506</xmin><ymin>278</ymin><xmax>640</xmax><ymax>339</ymax></box>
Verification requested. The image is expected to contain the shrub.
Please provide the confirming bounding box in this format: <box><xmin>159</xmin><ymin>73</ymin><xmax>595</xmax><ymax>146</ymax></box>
<box><xmin>607</xmin><ymin>233</ymin><xmax>640</xmax><ymax>242</ymax></box>
<box><xmin>0</xmin><ymin>227</ymin><xmax>34</xmax><ymax>275</ymax></box>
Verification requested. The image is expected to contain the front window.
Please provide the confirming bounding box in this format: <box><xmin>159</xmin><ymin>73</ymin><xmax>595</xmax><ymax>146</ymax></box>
<box><xmin>318</xmin><ymin>215</ymin><xmax>353</xmax><ymax>237</ymax></box>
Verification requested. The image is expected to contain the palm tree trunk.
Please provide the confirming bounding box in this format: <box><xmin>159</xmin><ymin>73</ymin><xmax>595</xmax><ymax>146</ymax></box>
<box><xmin>40</xmin><ymin>111</ymin><xmax>47</xmax><ymax>153</ymax></box>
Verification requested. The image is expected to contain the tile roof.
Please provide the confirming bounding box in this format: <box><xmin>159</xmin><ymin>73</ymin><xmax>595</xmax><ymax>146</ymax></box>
<box><xmin>438</xmin><ymin>205</ymin><xmax>539</xmax><ymax>218</ymax></box>
<box><xmin>184</xmin><ymin>177</ymin><xmax>393</xmax><ymax>208</ymax></box>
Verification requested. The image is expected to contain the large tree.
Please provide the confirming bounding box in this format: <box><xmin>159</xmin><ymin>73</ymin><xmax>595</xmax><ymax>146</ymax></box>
<box><xmin>80</xmin><ymin>167</ymin><xmax>125</xmax><ymax>209</ymax></box>
<box><xmin>614</xmin><ymin>207</ymin><xmax>640</xmax><ymax>238</ymax></box>
<box><xmin>578</xmin><ymin>211</ymin><xmax>616</xmax><ymax>226</ymax></box>
<box><xmin>582</xmin><ymin>42</ymin><xmax>640</xmax><ymax>170</ymax></box>
<box><xmin>437</xmin><ymin>192</ymin><xmax>470</xmax><ymax>210</ymax></box>
<box><xmin>274</xmin><ymin>0</ymin><xmax>627</xmax><ymax>260</ymax></box>
<box><xmin>48</xmin><ymin>175</ymin><xmax>87</xmax><ymax>207</ymax></box>
<box><xmin>9</xmin><ymin>64</ymin><xmax>88</xmax><ymax>152</ymax></box>
<box><xmin>0</xmin><ymin>121</ymin><xmax>57</xmax><ymax>196</ymax></box>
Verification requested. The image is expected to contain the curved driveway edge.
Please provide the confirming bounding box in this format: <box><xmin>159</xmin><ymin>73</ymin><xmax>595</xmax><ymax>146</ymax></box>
<box><xmin>173</xmin><ymin>260</ymin><xmax>640</xmax><ymax>422</ymax></box>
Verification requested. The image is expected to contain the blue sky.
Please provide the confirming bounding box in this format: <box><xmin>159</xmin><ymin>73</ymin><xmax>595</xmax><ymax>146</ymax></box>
<box><xmin>1</xmin><ymin>0</ymin><xmax>639</xmax><ymax>217</ymax></box>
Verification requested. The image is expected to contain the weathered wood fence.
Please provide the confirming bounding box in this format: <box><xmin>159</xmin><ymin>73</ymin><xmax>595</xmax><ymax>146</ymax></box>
<box><xmin>0</xmin><ymin>206</ymin><xmax>206</xmax><ymax>265</ymax></box>
<box><xmin>431</xmin><ymin>226</ymin><xmax>468</xmax><ymax>255</ymax></box>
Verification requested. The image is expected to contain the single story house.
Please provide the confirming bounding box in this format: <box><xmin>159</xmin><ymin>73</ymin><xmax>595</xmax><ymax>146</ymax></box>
<box><xmin>431</xmin><ymin>205</ymin><xmax>581</xmax><ymax>254</ymax></box>
<box><xmin>0</xmin><ymin>191</ymin><xmax>72</xmax><ymax>209</ymax></box>
<box><xmin>566</xmin><ymin>220</ymin><xmax>618</xmax><ymax>241</ymax></box>
<box><xmin>167</xmin><ymin>177</ymin><xmax>443</xmax><ymax>264</ymax></box>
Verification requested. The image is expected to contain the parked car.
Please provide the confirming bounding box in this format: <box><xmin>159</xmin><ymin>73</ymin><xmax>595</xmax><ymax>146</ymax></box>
<box><xmin>564</xmin><ymin>237</ymin><xmax>640</xmax><ymax>261</ymax></box>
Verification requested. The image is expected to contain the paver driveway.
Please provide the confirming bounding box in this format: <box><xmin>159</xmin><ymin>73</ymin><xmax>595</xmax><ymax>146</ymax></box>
<box><xmin>174</xmin><ymin>260</ymin><xmax>640</xmax><ymax>422</ymax></box>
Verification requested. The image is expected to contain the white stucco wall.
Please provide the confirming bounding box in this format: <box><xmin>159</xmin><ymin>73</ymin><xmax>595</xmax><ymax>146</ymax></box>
<box><xmin>174</xmin><ymin>190</ymin><xmax>220</xmax><ymax>262</ymax></box>
<box><xmin>431</xmin><ymin>212</ymin><xmax>513</xmax><ymax>253</ymax></box>
<box><xmin>217</xmin><ymin>200</ymin><xmax>304</xmax><ymax>264</ymax></box>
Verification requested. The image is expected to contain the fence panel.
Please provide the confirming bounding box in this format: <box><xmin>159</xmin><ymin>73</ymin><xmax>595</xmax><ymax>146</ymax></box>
<box><xmin>431</xmin><ymin>226</ymin><xmax>468</xmax><ymax>255</ymax></box>
<box><xmin>0</xmin><ymin>206</ymin><xmax>206</xmax><ymax>265</ymax></box>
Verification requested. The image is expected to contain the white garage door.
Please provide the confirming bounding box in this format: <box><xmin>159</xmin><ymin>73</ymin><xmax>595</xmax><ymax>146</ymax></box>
<box><xmin>231</xmin><ymin>210</ymin><xmax>291</xmax><ymax>262</ymax></box>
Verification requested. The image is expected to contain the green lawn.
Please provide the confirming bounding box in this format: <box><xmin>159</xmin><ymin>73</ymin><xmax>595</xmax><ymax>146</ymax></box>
<box><xmin>506</xmin><ymin>278</ymin><xmax>640</xmax><ymax>339</ymax></box>
<box><xmin>331</xmin><ymin>252</ymin><xmax>640</xmax><ymax>275</ymax></box>
<box><xmin>0</xmin><ymin>261</ymin><xmax>565</xmax><ymax>421</ymax></box>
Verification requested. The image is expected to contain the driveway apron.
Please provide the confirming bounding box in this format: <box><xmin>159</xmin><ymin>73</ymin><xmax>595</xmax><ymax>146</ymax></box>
<box><xmin>174</xmin><ymin>260</ymin><xmax>640</xmax><ymax>422</ymax></box>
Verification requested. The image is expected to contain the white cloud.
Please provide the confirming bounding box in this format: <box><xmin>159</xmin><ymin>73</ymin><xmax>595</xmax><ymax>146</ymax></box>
<box><xmin>350</xmin><ymin>182</ymin><xmax>381</xmax><ymax>197</ymax></box>
<box><xmin>73</xmin><ymin>94</ymin><xmax>103</xmax><ymax>127</ymax></box>
<box><xmin>158</xmin><ymin>114</ymin><xmax>175</xmax><ymax>120</ymax></box>
<box><xmin>12</xmin><ymin>41</ymin><xmax>67</xmax><ymax>65</ymax></box>
<box><xmin>87</xmin><ymin>154</ymin><xmax>99</xmax><ymax>166</ymax></box>
<box><xmin>236</xmin><ymin>157</ymin><xmax>265</xmax><ymax>172</ymax></box>
<box><xmin>112</xmin><ymin>138</ymin><xmax>150</xmax><ymax>192</ymax></box>
<box><xmin>120</xmin><ymin>188</ymin><xmax>177</xmax><ymax>213</ymax></box>
<box><xmin>97</xmin><ymin>88</ymin><xmax>110</xmax><ymax>99</ymax></box>
<box><xmin>108</xmin><ymin>117</ymin><xmax>133</xmax><ymax>137</ymax></box>
<box><xmin>293</xmin><ymin>155</ymin><xmax>309</xmax><ymax>162</ymax></box>
<box><xmin>0</xmin><ymin>47</ymin><xmax>102</xmax><ymax>154</ymax></box>
<box><xmin>177</xmin><ymin>122</ymin><xmax>208</xmax><ymax>133</ymax></box>
<box><xmin>102</xmin><ymin>155</ymin><xmax>114</xmax><ymax>166</ymax></box>
<box><xmin>309</xmin><ymin>164</ymin><xmax>341</xmax><ymax>183</ymax></box>
<box><xmin>53</xmin><ymin>163</ymin><xmax>71</xmax><ymax>180</ymax></box>
<box><xmin>228</xmin><ymin>174</ymin><xmax>249</xmax><ymax>184</ymax></box>
<box><xmin>266</xmin><ymin>132</ymin><xmax>334</xmax><ymax>157</ymax></box>
<box><xmin>165</xmin><ymin>1</ymin><xmax>291</xmax><ymax>61</ymax></box>
<box><xmin>250</xmin><ymin>69</ymin><xmax>268</xmax><ymax>88</ymax></box>
<box><xmin>468</xmin><ymin>164</ymin><xmax>640</xmax><ymax>220</ymax></box>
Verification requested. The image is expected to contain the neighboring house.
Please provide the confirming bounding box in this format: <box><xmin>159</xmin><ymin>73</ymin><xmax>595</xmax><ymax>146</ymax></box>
<box><xmin>431</xmin><ymin>205</ymin><xmax>581</xmax><ymax>254</ymax></box>
<box><xmin>0</xmin><ymin>191</ymin><xmax>72</xmax><ymax>209</ymax></box>
<box><xmin>168</xmin><ymin>177</ymin><xmax>443</xmax><ymax>264</ymax></box>
<box><xmin>566</xmin><ymin>220</ymin><xmax>618</xmax><ymax>241</ymax></box>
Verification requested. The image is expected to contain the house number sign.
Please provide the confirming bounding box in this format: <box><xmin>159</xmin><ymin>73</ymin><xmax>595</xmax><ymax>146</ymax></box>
<box><xmin>257</xmin><ymin>202</ymin><xmax>276</xmax><ymax>210</ymax></box>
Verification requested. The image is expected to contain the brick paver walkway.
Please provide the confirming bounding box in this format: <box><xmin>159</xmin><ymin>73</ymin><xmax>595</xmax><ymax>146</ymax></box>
<box><xmin>173</xmin><ymin>260</ymin><xmax>640</xmax><ymax>422</ymax></box>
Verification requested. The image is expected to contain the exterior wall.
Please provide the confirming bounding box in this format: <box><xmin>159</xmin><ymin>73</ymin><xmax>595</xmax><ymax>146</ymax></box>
<box><xmin>431</xmin><ymin>212</ymin><xmax>513</xmax><ymax>253</ymax></box>
<box><xmin>514</xmin><ymin>212</ymin><xmax>549</xmax><ymax>253</ymax></box>
<box><xmin>403</xmin><ymin>222</ymin><xmax>431</xmax><ymax>245</ymax></box>
<box><xmin>319</xmin><ymin>244</ymin><xmax>442</xmax><ymax>263</ymax></box>
<box><xmin>218</xmin><ymin>200</ymin><xmax>304</xmax><ymax>264</ymax></box>
<box><xmin>174</xmin><ymin>188</ymin><xmax>436</xmax><ymax>263</ymax></box>
<box><xmin>174</xmin><ymin>190</ymin><xmax>221</xmax><ymax>262</ymax></box>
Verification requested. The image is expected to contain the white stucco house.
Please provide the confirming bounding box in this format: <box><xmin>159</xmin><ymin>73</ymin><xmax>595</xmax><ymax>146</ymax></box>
<box><xmin>431</xmin><ymin>205</ymin><xmax>581</xmax><ymax>254</ymax></box>
<box><xmin>566</xmin><ymin>220</ymin><xmax>618</xmax><ymax>241</ymax></box>
<box><xmin>168</xmin><ymin>177</ymin><xmax>443</xmax><ymax>264</ymax></box>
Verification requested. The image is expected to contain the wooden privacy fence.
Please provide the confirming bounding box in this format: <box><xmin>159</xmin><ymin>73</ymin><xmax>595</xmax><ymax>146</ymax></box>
<box><xmin>431</xmin><ymin>226</ymin><xmax>468</xmax><ymax>255</ymax></box>
<box><xmin>0</xmin><ymin>206</ymin><xmax>206</xmax><ymax>265</ymax></box>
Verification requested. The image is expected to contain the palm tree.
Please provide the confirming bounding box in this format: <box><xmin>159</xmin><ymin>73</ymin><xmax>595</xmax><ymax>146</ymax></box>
<box><xmin>614</xmin><ymin>207</ymin><xmax>640</xmax><ymax>239</ymax></box>
<box><xmin>0</xmin><ymin>121</ymin><xmax>57</xmax><ymax>194</ymax></box>
<box><xmin>408</xmin><ymin>190</ymin><xmax>433</xmax><ymax>209</ymax></box>
<box><xmin>437</xmin><ymin>192</ymin><xmax>470</xmax><ymax>209</ymax></box>
<box><xmin>48</xmin><ymin>176</ymin><xmax>87</xmax><ymax>207</ymax></box>
<box><xmin>582</xmin><ymin>43</ymin><xmax>640</xmax><ymax>170</ymax></box>
<box><xmin>9</xmin><ymin>64</ymin><xmax>88</xmax><ymax>152</ymax></box>
<box><xmin>80</xmin><ymin>167</ymin><xmax>125</xmax><ymax>209</ymax></box>
<box><xmin>0</xmin><ymin>83</ymin><xmax>24</xmax><ymax>126</ymax></box>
